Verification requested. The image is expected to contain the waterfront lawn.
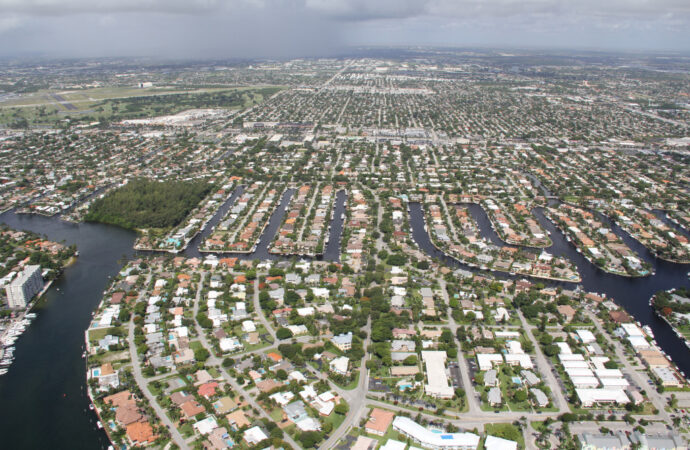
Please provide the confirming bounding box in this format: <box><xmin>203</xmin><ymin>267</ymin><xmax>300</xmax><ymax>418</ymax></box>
<box><xmin>88</xmin><ymin>326</ymin><xmax>125</xmax><ymax>344</ymax></box>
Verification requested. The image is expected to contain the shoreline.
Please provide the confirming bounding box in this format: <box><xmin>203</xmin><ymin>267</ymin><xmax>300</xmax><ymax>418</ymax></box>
<box><xmin>415</xmin><ymin>202</ymin><xmax>581</xmax><ymax>284</ymax></box>
<box><xmin>541</xmin><ymin>209</ymin><xmax>652</xmax><ymax>279</ymax></box>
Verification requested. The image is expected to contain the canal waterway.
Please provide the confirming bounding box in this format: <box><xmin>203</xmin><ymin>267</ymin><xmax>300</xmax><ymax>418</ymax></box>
<box><xmin>0</xmin><ymin>212</ymin><xmax>135</xmax><ymax>449</ymax></box>
<box><xmin>0</xmin><ymin>186</ymin><xmax>348</xmax><ymax>449</ymax></box>
<box><xmin>0</xmin><ymin>183</ymin><xmax>688</xmax><ymax>449</ymax></box>
<box><xmin>409</xmin><ymin>202</ymin><xmax>690</xmax><ymax>376</ymax></box>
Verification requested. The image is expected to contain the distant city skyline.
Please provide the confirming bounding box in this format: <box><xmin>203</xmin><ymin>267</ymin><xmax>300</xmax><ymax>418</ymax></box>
<box><xmin>0</xmin><ymin>0</ymin><xmax>688</xmax><ymax>58</ymax></box>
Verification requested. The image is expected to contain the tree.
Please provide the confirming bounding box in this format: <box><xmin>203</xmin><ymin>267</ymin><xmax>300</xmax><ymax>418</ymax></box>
<box><xmin>277</xmin><ymin>369</ymin><xmax>288</xmax><ymax>380</ymax></box>
<box><xmin>334</xmin><ymin>402</ymin><xmax>349</xmax><ymax>415</ymax></box>
<box><xmin>403</xmin><ymin>355</ymin><xmax>418</xmax><ymax>366</ymax></box>
<box><xmin>276</xmin><ymin>327</ymin><xmax>293</xmax><ymax>340</ymax></box>
<box><xmin>85</xmin><ymin>178</ymin><xmax>213</xmax><ymax>230</ymax></box>
<box><xmin>194</xmin><ymin>348</ymin><xmax>210</xmax><ymax>362</ymax></box>
<box><xmin>299</xmin><ymin>431</ymin><xmax>322</xmax><ymax>448</ymax></box>
<box><xmin>386</xmin><ymin>254</ymin><xmax>407</xmax><ymax>266</ymax></box>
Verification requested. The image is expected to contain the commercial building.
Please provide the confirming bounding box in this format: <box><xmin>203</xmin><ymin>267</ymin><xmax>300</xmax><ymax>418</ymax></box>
<box><xmin>422</xmin><ymin>351</ymin><xmax>454</xmax><ymax>398</ymax></box>
<box><xmin>392</xmin><ymin>416</ymin><xmax>480</xmax><ymax>449</ymax></box>
<box><xmin>5</xmin><ymin>265</ymin><xmax>43</xmax><ymax>308</ymax></box>
<box><xmin>579</xmin><ymin>431</ymin><xmax>687</xmax><ymax>450</ymax></box>
<box><xmin>484</xmin><ymin>435</ymin><xmax>518</xmax><ymax>450</ymax></box>
<box><xmin>575</xmin><ymin>388</ymin><xmax>629</xmax><ymax>407</ymax></box>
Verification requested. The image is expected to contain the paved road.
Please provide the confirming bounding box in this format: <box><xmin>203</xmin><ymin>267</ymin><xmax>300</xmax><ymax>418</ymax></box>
<box><xmin>128</xmin><ymin>321</ymin><xmax>190</xmax><ymax>450</ymax></box>
<box><xmin>252</xmin><ymin>278</ymin><xmax>276</xmax><ymax>342</ymax></box>
<box><xmin>438</xmin><ymin>276</ymin><xmax>481</xmax><ymax>414</ymax></box>
<box><xmin>190</xmin><ymin>272</ymin><xmax>302</xmax><ymax>449</ymax></box>
<box><xmin>584</xmin><ymin>309</ymin><xmax>671</xmax><ymax>423</ymax></box>
<box><xmin>518</xmin><ymin>310</ymin><xmax>570</xmax><ymax>413</ymax></box>
<box><xmin>320</xmin><ymin>317</ymin><xmax>371</xmax><ymax>449</ymax></box>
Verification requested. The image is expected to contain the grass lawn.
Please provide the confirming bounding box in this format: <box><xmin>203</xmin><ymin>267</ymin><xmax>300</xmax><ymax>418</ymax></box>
<box><xmin>88</xmin><ymin>326</ymin><xmax>124</xmax><ymax>343</ymax></box>
<box><xmin>179</xmin><ymin>422</ymin><xmax>194</xmax><ymax>437</ymax></box>
<box><xmin>331</xmin><ymin>371</ymin><xmax>360</xmax><ymax>390</ymax></box>
<box><xmin>148</xmin><ymin>381</ymin><xmax>166</xmax><ymax>397</ymax></box>
<box><xmin>0</xmin><ymin>86</ymin><xmax>284</xmax><ymax>127</ymax></box>
<box><xmin>189</xmin><ymin>340</ymin><xmax>203</xmax><ymax>352</ymax></box>
<box><xmin>269</xmin><ymin>407</ymin><xmax>283</xmax><ymax>422</ymax></box>
<box><xmin>324</xmin><ymin>411</ymin><xmax>346</xmax><ymax>431</ymax></box>
<box><xmin>484</xmin><ymin>423</ymin><xmax>524</xmax><ymax>448</ymax></box>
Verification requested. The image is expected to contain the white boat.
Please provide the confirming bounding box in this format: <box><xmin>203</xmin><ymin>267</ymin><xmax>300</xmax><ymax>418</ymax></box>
<box><xmin>96</xmin><ymin>421</ymin><xmax>103</xmax><ymax>429</ymax></box>
<box><xmin>89</xmin><ymin>404</ymin><xmax>95</xmax><ymax>410</ymax></box>
<box><xmin>0</xmin><ymin>369</ymin><xmax>7</xmax><ymax>375</ymax></box>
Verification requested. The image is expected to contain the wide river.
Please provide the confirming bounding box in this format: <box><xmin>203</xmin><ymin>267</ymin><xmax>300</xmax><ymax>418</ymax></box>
<box><xmin>0</xmin><ymin>187</ymin><xmax>688</xmax><ymax>449</ymax></box>
<box><xmin>0</xmin><ymin>187</ymin><xmax>348</xmax><ymax>449</ymax></box>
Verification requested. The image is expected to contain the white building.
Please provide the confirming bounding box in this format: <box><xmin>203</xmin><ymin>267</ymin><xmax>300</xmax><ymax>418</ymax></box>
<box><xmin>5</xmin><ymin>265</ymin><xmax>43</xmax><ymax>308</ymax></box>
<box><xmin>576</xmin><ymin>388</ymin><xmax>629</xmax><ymax>407</ymax></box>
<box><xmin>422</xmin><ymin>351</ymin><xmax>454</xmax><ymax>399</ymax></box>
<box><xmin>393</xmin><ymin>416</ymin><xmax>480</xmax><ymax>449</ymax></box>
<box><xmin>484</xmin><ymin>435</ymin><xmax>518</xmax><ymax>450</ymax></box>
<box><xmin>330</xmin><ymin>356</ymin><xmax>349</xmax><ymax>375</ymax></box>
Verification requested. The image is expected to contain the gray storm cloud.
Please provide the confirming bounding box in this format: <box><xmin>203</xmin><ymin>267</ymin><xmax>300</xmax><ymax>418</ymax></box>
<box><xmin>0</xmin><ymin>0</ymin><xmax>687</xmax><ymax>57</ymax></box>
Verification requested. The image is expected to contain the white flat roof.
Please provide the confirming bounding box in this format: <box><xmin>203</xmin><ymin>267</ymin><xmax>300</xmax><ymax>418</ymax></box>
<box><xmin>380</xmin><ymin>440</ymin><xmax>407</xmax><ymax>450</ymax></box>
<box><xmin>562</xmin><ymin>360</ymin><xmax>589</xmax><ymax>369</ymax></box>
<box><xmin>571</xmin><ymin>376</ymin><xmax>600</xmax><ymax>387</ymax></box>
<box><xmin>565</xmin><ymin>368</ymin><xmax>595</xmax><ymax>377</ymax></box>
<box><xmin>422</xmin><ymin>351</ymin><xmax>454</xmax><ymax>397</ymax></box>
<box><xmin>504</xmin><ymin>353</ymin><xmax>533</xmax><ymax>369</ymax></box>
<box><xmin>576</xmin><ymin>388</ymin><xmax>629</xmax><ymax>405</ymax></box>
<box><xmin>557</xmin><ymin>342</ymin><xmax>573</xmax><ymax>354</ymax></box>
<box><xmin>477</xmin><ymin>353</ymin><xmax>504</xmax><ymax>370</ymax></box>
<box><xmin>576</xmin><ymin>329</ymin><xmax>596</xmax><ymax>343</ymax></box>
<box><xmin>600</xmin><ymin>378</ymin><xmax>630</xmax><ymax>387</ymax></box>
<box><xmin>393</xmin><ymin>416</ymin><xmax>480</xmax><ymax>448</ymax></box>
<box><xmin>621</xmin><ymin>323</ymin><xmax>644</xmax><ymax>337</ymax></box>
<box><xmin>594</xmin><ymin>368</ymin><xmax>623</xmax><ymax>378</ymax></box>
<box><xmin>485</xmin><ymin>435</ymin><xmax>518</xmax><ymax>450</ymax></box>
<box><xmin>559</xmin><ymin>353</ymin><xmax>585</xmax><ymax>361</ymax></box>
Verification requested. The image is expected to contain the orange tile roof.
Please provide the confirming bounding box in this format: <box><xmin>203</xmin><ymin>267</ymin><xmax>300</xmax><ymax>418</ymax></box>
<box><xmin>126</xmin><ymin>421</ymin><xmax>157</xmax><ymax>444</ymax></box>
<box><xmin>267</xmin><ymin>352</ymin><xmax>283</xmax><ymax>362</ymax></box>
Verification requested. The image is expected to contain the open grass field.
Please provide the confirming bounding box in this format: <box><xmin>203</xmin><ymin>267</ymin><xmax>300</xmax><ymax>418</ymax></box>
<box><xmin>0</xmin><ymin>85</ymin><xmax>283</xmax><ymax>127</ymax></box>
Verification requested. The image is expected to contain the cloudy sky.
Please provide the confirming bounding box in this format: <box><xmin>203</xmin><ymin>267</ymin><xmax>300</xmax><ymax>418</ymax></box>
<box><xmin>0</xmin><ymin>0</ymin><xmax>688</xmax><ymax>58</ymax></box>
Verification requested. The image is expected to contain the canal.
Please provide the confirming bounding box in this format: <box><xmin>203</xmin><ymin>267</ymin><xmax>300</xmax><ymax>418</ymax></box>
<box><xmin>408</xmin><ymin>202</ymin><xmax>690</xmax><ymax>375</ymax></box>
<box><xmin>0</xmin><ymin>212</ymin><xmax>136</xmax><ymax>449</ymax></box>
<box><xmin>0</xmin><ymin>185</ymin><xmax>349</xmax><ymax>449</ymax></box>
<box><xmin>1</xmin><ymin>183</ymin><xmax>687</xmax><ymax>449</ymax></box>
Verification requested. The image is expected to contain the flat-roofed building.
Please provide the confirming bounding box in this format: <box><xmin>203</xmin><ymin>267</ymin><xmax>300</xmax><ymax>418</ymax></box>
<box><xmin>653</xmin><ymin>367</ymin><xmax>683</xmax><ymax>387</ymax></box>
<box><xmin>484</xmin><ymin>435</ymin><xmax>518</xmax><ymax>450</ymax></box>
<box><xmin>422</xmin><ymin>351</ymin><xmax>454</xmax><ymax>398</ymax></box>
<box><xmin>477</xmin><ymin>353</ymin><xmax>504</xmax><ymax>371</ymax></box>
<box><xmin>579</xmin><ymin>431</ymin><xmax>630</xmax><ymax>450</ymax></box>
<box><xmin>531</xmin><ymin>388</ymin><xmax>549</xmax><ymax>408</ymax></box>
<box><xmin>393</xmin><ymin>416</ymin><xmax>480</xmax><ymax>449</ymax></box>
<box><xmin>5</xmin><ymin>265</ymin><xmax>43</xmax><ymax>308</ymax></box>
<box><xmin>576</xmin><ymin>388</ymin><xmax>629</xmax><ymax>407</ymax></box>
